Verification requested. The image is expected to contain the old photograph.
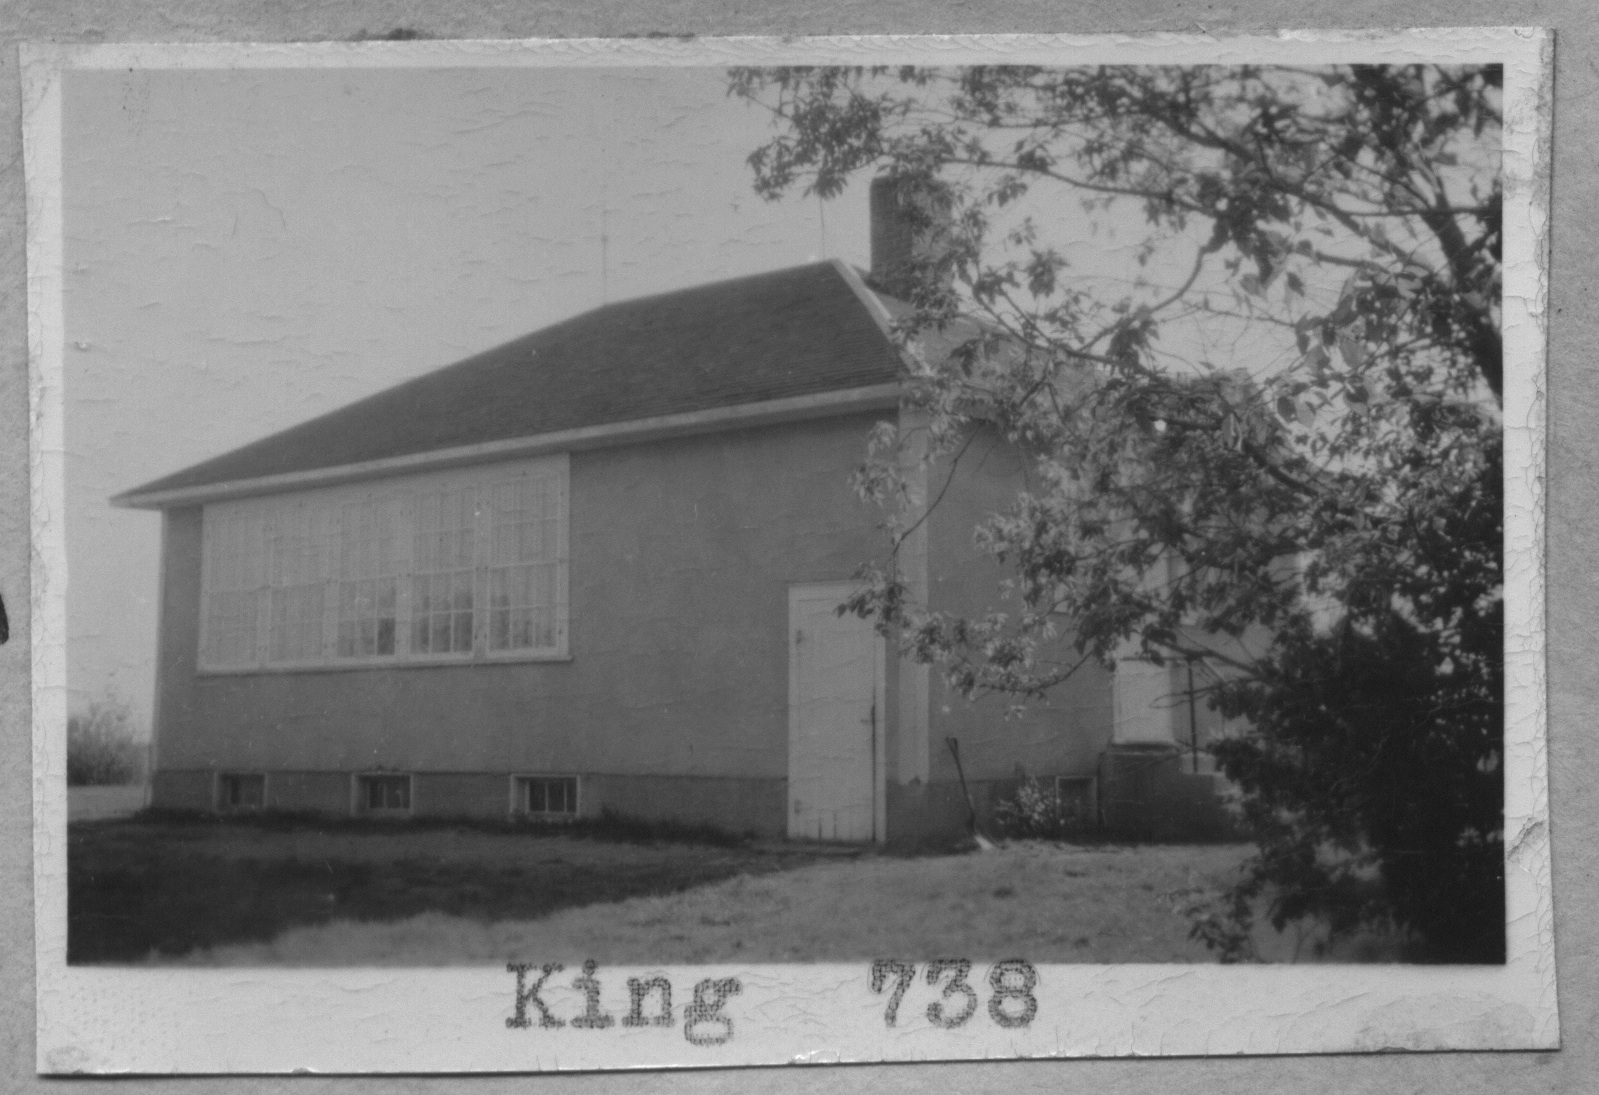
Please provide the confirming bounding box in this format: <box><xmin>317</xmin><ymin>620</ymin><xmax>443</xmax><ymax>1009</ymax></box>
<box><xmin>27</xmin><ymin>31</ymin><xmax>1553</xmax><ymax>1071</ymax></box>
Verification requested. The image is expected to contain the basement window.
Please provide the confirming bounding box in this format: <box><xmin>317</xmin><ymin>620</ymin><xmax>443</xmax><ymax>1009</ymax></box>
<box><xmin>1054</xmin><ymin>776</ymin><xmax>1098</xmax><ymax>827</ymax></box>
<box><xmin>515</xmin><ymin>775</ymin><xmax>578</xmax><ymax>820</ymax></box>
<box><xmin>356</xmin><ymin>774</ymin><xmax>412</xmax><ymax>816</ymax></box>
<box><xmin>217</xmin><ymin>773</ymin><xmax>265</xmax><ymax>811</ymax></box>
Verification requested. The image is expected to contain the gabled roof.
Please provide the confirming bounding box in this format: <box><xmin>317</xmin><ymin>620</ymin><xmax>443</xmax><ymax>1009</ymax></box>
<box><xmin>117</xmin><ymin>260</ymin><xmax>907</xmax><ymax>508</ymax></box>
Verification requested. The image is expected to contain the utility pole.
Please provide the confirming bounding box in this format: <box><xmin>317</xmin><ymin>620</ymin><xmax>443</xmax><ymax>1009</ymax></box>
<box><xmin>1186</xmin><ymin>658</ymin><xmax>1200</xmax><ymax>774</ymax></box>
<box><xmin>599</xmin><ymin>206</ymin><xmax>609</xmax><ymax>305</ymax></box>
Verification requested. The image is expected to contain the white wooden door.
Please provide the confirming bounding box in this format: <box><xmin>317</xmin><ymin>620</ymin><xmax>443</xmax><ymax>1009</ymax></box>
<box><xmin>788</xmin><ymin>583</ymin><xmax>883</xmax><ymax>842</ymax></box>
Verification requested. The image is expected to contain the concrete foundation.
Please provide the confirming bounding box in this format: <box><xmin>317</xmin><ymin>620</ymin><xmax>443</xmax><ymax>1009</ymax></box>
<box><xmin>1098</xmin><ymin>743</ymin><xmax>1242</xmax><ymax>840</ymax></box>
<box><xmin>152</xmin><ymin>757</ymin><xmax>1239</xmax><ymax>844</ymax></box>
<box><xmin>150</xmin><ymin>767</ymin><xmax>789</xmax><ymax>835</ymax></box>
<box><xmin>581</xmin><ymin>773</ymin><xmax>785</xmax><ymax>836</ymax></box>
<box><xmin>149</xmin><ymin>769</ymin><xmax>215</xmax><ymax>812</ymax></box>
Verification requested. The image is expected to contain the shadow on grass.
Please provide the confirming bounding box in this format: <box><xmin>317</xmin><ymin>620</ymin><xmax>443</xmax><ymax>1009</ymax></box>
<box><xmin>68</xmin><ymin>808</ymin><xmax>830</xmax><ymax>964</ymax></box>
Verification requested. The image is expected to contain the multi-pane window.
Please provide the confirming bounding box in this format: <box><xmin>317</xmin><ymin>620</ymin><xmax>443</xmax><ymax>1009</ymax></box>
<box><xmin>487</xmin><ymin>477</ymin><xmax>564</xmax><ymax>652</ymax></box>
<box><xmin>198</xmin><ymin>456</ymin><xmax>567</xmax><ymax>670</ymax></box>
<box><xmin>336</xmin><ymin>497</ymin><xmax>401</xmax><ymax>658</ymax></box>
<box><xmin>267</xmin><ymin>503</ymin><xmax>328</xmax><ymax>664</ymax></box>
<box><xmin>202</xmin><ymin>509</ymin><xmax>265</xmax><ymax>667</ymax></box>
<box><xmin>516</xmin><ymin>775</ymin><xmax>578</xmax><ymax>818</ymax></box>
<box><xmin>412</xmin><ymin>487</ymin><xmax>477</xmax><ymax>656</ymax></box>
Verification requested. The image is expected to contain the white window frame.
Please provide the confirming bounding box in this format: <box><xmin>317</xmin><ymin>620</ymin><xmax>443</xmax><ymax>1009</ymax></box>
<box><xmin>409</xmin><ymin>483</ymin><xmax>479</xmax><ymax>659</ymax></box>
<box><xmin>351</xmin><ymin>772</ymin><xmax>415</xmax><ymax>818</ymax></box>
<box><xmin>197</xmin><ymin>455</ymin><xmax>569</xmax><ymax>672</ymax></box>
<box><xmin>509</xmin><ymin>773</ymin><xmax>581</xmax><ymax>821</ymax></box>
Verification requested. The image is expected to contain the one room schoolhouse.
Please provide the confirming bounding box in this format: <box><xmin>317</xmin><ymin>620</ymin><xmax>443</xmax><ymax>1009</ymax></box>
<box><xmin>117</xmin><ymin>181</ymin><xmax>1237</xmax><ymax>844</ymax></box>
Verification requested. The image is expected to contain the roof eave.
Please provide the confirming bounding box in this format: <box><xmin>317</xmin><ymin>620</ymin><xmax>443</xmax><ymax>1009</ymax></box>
<box><xmin>113</xmin><ymin>381</ymin><xmax>906</xmax><ymax>511</ymax></box>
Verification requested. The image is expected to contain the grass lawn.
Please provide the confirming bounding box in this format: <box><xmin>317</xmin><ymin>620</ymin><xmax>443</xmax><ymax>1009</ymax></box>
<box><xmin>163</xmin><ymin>840</ymin><xmax>1259</xmax><ymax>966</ymax></box>
<box><xmin>69</xmin><ymin>813</ymin><xmax>1273</xmax><ymax>966</ymax></box>
<box><xmin>68</xmin><ymin>814</ymin><xmax>843</xmax><ymax>964</ymax></box>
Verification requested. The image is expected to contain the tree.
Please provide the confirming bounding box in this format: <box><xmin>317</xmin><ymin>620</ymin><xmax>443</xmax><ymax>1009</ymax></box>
<box><xmin>68</xmin><ymin>696</ymin><xmax>147</xmax><ymax>787</ymax></box>
<box><xmin>730</xmin><ymin>64</ymin><xmax>1505</xmax><ymax>962</ymax></box>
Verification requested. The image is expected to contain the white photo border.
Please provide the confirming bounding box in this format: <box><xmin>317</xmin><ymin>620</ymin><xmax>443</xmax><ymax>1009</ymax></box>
<box><xmin>26</xmin><ymin>29</ymin><xmax>1555</xmax><ymax>1074</ymax></box>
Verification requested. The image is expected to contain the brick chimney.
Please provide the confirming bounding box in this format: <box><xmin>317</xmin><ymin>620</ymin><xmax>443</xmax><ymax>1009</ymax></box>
<box><xmin>869</xmin><ymin>174</ymin><xmax>952</xmax><ymax>301</ymax></box>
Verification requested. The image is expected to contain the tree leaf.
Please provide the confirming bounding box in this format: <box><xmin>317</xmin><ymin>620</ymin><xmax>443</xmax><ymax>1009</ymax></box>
<box><xmin>1337</xmin><ymin>332</ymin><xmax>1366</xmax><ymax>370</ymax></box>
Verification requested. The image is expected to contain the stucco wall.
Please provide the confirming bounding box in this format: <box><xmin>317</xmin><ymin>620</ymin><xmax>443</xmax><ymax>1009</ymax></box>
<box><xmin>152</xmin><ymin>413</ymin><xmax>890</xmax><ymax>783</ymax></box>
<box><xmin>922</xmin><ymin>428</ymin><xmax>1115</xmax><ymax>785</ymax></box>
<box><xmin>151</xmin><ymin>410</ymin><xmax>1120</xmax><ymax>837</ymax></box>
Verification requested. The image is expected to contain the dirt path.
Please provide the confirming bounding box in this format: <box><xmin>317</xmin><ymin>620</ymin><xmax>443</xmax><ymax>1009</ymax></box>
<box><xmin>158</xmin><ymin>841</ymin><xmax>1253</xmax><ymax>966</ymax></box>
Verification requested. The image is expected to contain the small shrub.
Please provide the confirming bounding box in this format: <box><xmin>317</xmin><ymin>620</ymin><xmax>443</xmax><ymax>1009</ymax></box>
<box><xmin>992</xmin><ymin>776</ymin><xmax>1086</xmax><ymax>840</ymax></box>
<box><xmin>1166</xmin><ymin>881</ymin><xmax>1258</xmax><ymax>963</ymax></box>
<box><xmin>67</xmin><ymin>700</ymin><xmax>147</xmax><ymax>786</ymax></box>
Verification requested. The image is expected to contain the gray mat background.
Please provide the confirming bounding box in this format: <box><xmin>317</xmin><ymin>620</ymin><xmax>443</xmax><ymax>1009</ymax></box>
<box><xmin>0</xmin><ymin>3</ymin><xmax>1586</xmax><ymax>1092</ymax></box>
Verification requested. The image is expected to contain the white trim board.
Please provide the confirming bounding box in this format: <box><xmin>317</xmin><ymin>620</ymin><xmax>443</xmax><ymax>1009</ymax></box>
<box><xmin>114</xmin><ymin>383</ymin><xmax>905</xmax><ymax>511</ymax></box>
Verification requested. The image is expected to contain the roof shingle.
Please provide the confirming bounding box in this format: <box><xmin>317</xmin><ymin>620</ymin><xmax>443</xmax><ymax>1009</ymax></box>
<box><xmin>121</xmin><ymin>260</ymin><xmax>904</xmax><ymax>502</ymax></box>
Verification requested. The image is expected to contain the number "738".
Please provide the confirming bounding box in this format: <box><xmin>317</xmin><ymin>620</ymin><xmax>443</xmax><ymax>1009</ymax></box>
<box><xmin>869</xmin><ymin>959</ymin><xmax>1038</xmax><ymax>1029</ymax></box>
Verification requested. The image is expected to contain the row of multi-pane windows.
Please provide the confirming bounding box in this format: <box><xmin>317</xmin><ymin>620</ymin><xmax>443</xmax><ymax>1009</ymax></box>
<box><xmin>199</xmin><ymin>457</ymin><xmax>568</xmax><ymax>670</ymax></box>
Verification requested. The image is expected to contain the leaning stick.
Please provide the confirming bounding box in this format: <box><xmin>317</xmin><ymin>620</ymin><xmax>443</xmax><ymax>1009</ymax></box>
<box><xmin>945</xmin><ymin>736</ymin><xmax>996</xmax><ymax>851</ymax></box>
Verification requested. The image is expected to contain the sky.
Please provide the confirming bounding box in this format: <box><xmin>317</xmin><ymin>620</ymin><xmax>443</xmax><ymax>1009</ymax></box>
<box><xmin>62</xmin><ymin>65</ymin><xmax>876</xmax><ymax>730</ymax></box>
<box><xmin>59</xmin><ymin>63</ymin><xmax>1350</xmax><ymax>733</ymax></box>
